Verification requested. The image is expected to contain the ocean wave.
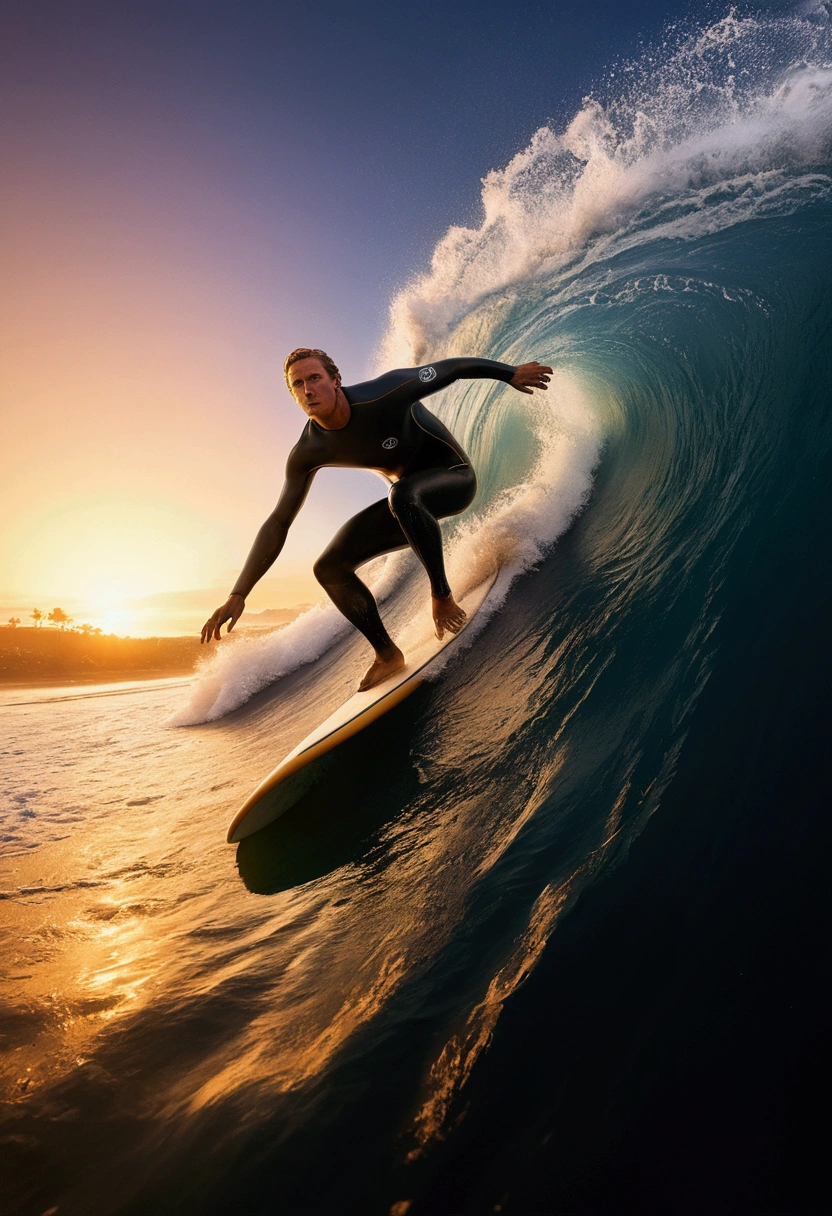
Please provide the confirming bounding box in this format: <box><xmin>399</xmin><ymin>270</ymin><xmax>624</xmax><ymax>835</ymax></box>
<box><xmin>172</xmin><ymin>4</ymin><xmax>832</xmax><ymax>726</ymax></box>
<box><xmin>378</xmin><ymin>6</ymin><xmax>832</xmax><ymax>366</ymax></box>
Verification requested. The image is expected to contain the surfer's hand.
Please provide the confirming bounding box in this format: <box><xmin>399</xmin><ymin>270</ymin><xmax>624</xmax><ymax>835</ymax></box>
<box><xmin>510</xmin><ymin>362</ymin><xmax>553</xmax><ymax>394</ymax></box>
<box><xmin>200</xmin><ymin>593</ymin><xmax>245</xmax><ymax>643</ymax></box>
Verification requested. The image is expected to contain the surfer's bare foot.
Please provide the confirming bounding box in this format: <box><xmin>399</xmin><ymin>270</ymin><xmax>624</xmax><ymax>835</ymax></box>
<box><xmin>359</xmin><ymin>646</ymin><xmax>405</xmax><ymax>691</ymax></box>
<box><xmin>432</xmin><ymin>593</ymin><xmax>466</xmax><ymax>640</ymax></box>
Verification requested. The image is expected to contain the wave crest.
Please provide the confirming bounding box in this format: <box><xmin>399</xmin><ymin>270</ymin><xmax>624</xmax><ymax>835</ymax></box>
<box><xmin>379</xmin><ymin>7</ymin><xmax>832</xmax><ymax>366</ymax></box>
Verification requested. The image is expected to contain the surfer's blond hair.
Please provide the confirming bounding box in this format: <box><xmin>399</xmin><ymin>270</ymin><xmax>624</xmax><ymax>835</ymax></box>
<box><xmin>283</xmin><ymin>348</ymin><xmax>341</xmax><ymax>387</ymax></box>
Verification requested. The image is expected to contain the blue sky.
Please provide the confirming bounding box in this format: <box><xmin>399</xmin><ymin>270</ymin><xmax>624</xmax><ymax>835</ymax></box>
<box><xmin>4</xmin><ymin>0</ymin><xmax>722</xmax><ymax>371</ymax></box>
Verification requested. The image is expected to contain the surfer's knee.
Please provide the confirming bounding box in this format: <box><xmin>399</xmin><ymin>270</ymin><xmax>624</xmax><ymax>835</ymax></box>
<box><xmin>388</xmin><ymin>481</ymin><xmax>418</xmax><ymax>519</ymax></box>
<box><xmin>313</xmin><ymin>552</ymin><xmax>346</xmax><ymax>587</ymax></box>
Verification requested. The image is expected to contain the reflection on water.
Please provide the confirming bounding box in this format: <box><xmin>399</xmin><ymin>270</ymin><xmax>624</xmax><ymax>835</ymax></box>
<box><xmin>0</xmin><ymin>564</ymin><xmax>604</xmax><ymax>1209</ymax></box>
<box><xmin>1</xmin><ymin>539</ymin><xmax>671</xmax><ymax>1216</ymax></box>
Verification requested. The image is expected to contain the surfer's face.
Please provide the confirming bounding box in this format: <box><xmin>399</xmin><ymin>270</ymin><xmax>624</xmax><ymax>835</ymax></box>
<box><xmin>288</xmin><ymin>357</ymin><xmax>341</xmax><ymax>424</ymax></box>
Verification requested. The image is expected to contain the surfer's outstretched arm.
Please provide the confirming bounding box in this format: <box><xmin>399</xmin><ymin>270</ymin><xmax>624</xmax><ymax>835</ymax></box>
<box><xmin>343</xmin><ymin>357</ymin><xmax>551</xmax><ymax>409</ymax></box>
<box><xmin>411</xmin><ymin>357</ymin><xmax>551</xmax><ymax>397</ymax></box>
<box><xmin>414</xmin><ymin>357</ymin><xmax>517</xmax><ymax>394</ymax></box>
<box><xmin>200</xmin><ymin>449</ymin><xmax>315</xmax><ymax>643</ymax></box>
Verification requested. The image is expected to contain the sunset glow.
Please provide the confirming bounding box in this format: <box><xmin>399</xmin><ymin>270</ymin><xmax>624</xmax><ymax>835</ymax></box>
<box><xmin>1</xmin><ymin>15</ymin><xmax>397</xmax><ymax>637</ymax></box>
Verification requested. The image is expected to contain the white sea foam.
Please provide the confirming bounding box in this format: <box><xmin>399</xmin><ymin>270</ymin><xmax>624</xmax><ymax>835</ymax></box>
<box><xmin>168</xmin><ymin>547</ymin><xmax>407</xmax><ymax>725</ymax></box>
<box><xmin>168</xmin><ymin>603</ymin><xmax>346</xmax><ymax>725</ymax></box>
<box><xmin>378</xmin><ymin>8</ymin><xmax>832</xmax><ymax>366</ymax></box>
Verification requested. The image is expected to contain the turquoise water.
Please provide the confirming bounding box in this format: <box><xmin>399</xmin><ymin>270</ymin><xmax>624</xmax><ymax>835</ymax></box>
<box><xmin>2</xmin><ymin>8</ymin><xmax>831</xmax><ymax>1213</ymax></box>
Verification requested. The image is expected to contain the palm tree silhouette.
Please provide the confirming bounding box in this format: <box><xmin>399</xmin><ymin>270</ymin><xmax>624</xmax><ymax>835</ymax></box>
<box><xmin>7</xmin><ymin>617</ymin><xmax>21</xmax><ymax>629</ymax></box>
<box><xmin>48</xmin><ymin>607</ymin><xmax>69</xmax><ymax>629</ymax></box>
<box><xmin>31</xmin><ymin>609</ymin><xmax>43</xmax><ymax>628</ymax></box>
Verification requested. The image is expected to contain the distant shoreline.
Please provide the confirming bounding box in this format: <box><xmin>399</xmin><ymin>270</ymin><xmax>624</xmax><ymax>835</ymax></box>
<box><xmin>0</xmin><ymin>669</ymin><xmax>195</xmax><ymax>691</ymax></box>
<box><xmin>0</xmin><ymin>609</ymin><xmax>307</xmax><ymax>684</ymax></box>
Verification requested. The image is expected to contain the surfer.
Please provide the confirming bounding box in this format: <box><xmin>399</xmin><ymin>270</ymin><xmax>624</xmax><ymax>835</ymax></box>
<box><xmin>201</xmin><ymin>350</ymin><xmax>552</xmax><ymax>689</ymax></box>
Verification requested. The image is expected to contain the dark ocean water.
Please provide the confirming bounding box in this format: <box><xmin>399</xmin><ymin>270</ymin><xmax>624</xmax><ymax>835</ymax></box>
<box><xmin>2</xmin><ymin>8</ymin><xmax>831</xmax><ymax>1214</ymax></box>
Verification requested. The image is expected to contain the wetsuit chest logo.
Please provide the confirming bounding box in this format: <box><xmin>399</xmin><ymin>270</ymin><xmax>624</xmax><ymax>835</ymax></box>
<box><xmin>382</xmin><ymin>437</ymin><xmax>399</xmax><ymax>450</ymax></box>
<box><xmin>418</xmin><ymin>366</ymin><xmax>437</xmax><ymax>382</ymax></box>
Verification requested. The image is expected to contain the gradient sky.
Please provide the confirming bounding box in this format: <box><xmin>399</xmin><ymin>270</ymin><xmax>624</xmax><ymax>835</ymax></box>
<box><xmin>2</xmin><ymin>0</ymin><xmax>709</xmax><ymax>634</ymax></box>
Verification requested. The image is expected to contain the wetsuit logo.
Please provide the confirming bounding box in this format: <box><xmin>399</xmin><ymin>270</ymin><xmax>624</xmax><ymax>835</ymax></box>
<box><xmin>418</xmin><ymin>366</ymin><xmax>437</xmax><ymax>382</ymax></box>
<box><xmin>382</xmin><ymin>437</ymin><xmax>398</xmax><ymax>450</ymax></box>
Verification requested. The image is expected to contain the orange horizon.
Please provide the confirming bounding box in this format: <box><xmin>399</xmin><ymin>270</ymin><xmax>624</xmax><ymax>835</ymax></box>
<box><xmin>0</xmin><ymin>571</ymin><xmax>326</xmax><ymax>638</ymax></box>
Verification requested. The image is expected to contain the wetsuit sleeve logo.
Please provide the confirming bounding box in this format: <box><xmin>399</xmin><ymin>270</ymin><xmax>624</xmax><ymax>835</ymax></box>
<box><xmin>382</xmin><ymin>437</ymin><xmax>399</xmax><ymax>450</ymax></box>
<box><xmin>418</xmin><ymin>366</ymin><xmax>437</xmax><ymax>382</ymax></box>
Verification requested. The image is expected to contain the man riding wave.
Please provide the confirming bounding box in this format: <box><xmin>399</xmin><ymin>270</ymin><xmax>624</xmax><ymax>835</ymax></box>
<box><xmin>201</xmin><ymin>348</ymin><xmax>552</xmax><ymax>690</ymax></box>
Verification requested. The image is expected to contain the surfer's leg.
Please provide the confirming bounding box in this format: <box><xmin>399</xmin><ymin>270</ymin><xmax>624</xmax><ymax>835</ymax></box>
<box><xmin>387</xmin><ymin>464</ymin><xmax>476</xmax><ymax>638</ymax></box>
<box><xmin>314</xmin><ymin>499</ymin><xmax>409</xmax><ymax>689</ymax></box>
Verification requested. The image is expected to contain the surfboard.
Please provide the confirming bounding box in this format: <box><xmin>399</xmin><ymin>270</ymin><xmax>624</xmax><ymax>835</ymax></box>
<box><xmin>227</xmin><ymin>572</ymin><xmax>498</xmax><ymax>843</ymax></box>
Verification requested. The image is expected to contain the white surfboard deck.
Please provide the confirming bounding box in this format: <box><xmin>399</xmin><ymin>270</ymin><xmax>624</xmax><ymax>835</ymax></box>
<box><xmin>227</xmin><ymin>572</ymin><xmax>498</xmax><ymax>843</ymax></box>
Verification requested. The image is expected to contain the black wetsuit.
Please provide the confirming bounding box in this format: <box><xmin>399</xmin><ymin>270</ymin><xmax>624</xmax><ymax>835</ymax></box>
<box><xmin>232</xmin><ymin>357</ymin><xmax>516</xmax><ymax>653</ymax></box>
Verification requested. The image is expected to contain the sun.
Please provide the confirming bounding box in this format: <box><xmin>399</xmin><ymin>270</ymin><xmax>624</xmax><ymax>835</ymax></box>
<box><xmin>97</xmin><ymin>605</ymin><xmax>143</xmax><ymax>635</ymax></box>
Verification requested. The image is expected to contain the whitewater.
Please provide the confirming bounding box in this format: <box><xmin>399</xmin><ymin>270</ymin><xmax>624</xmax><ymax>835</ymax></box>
<box><xmin>3</xmin><ymin>7</ymin><xmax>831</xmax><ymax>1214</ymax></box>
